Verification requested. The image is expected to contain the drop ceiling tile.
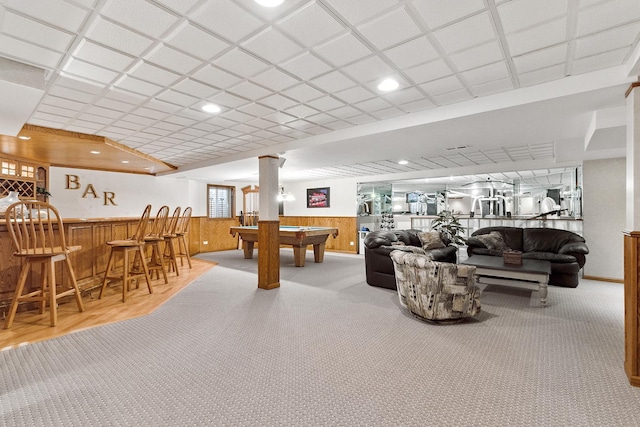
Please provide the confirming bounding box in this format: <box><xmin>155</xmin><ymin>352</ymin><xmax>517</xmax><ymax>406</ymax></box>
<box><xmin>245</xmin><ymin>117</ymin><xmax>277</xmax><ymax>129</ymax></box>
<box><xmin>281</xmin><ymin>83</ymin><xmax>325</xmax><ymax>103</ymax></box>
<box><xmin>432</xmin><ymin>89</ymin><xmax>473</xmax><ymax>105</ymax></box>
<box><xmin>192</xmin><ymin>65</ymin><xmax>243</xmax><ymax>89</ymax></box>
<box><xmin>283</xmin><ymin>104</ymin><xmax>319</xmax><ymax>118</ymax></box>
<box><xmin>47</xmin><ymin>85</ymin><xmax>97</xmax><ymax>103</ymax></box>
<box><xmin>449</xmin><ymin>41</ymin><xmax>505</xmax><ymax>72</ymax></box>
<box><xmin>575</xmin><ymin>22</ymin><xmax>640</xmax><ymax>58</ymax></box>
<box><xmin>0</xmin><ymin>36</ymin><xmax>64</xmax><ymax>69</ymax></box>
<box><xmin>498</xmin><ymin>0</ymin><xmax>568</xmax><ymax>33</ymax></box>
<box><xmin>145</xmin><ymin>45</ymin><xmax>203</xmax><ymax>74</ymax></box>
<box><xmin>215</xmin><ymin>48</ymin><xmax>271</xmax><ymax>78</ymax></box>
<box><xmin>513</xmin><ymin>44</ymin><xmax>567</xmax><ymax>74</ymax></box>
<box><xmin>237</xmin><ymin>102</ymin><xmax>276</xmax><ymax>117</ymax></box>
<box><xmin>73</xmin><ymin>41</ymin><xmax>136</xmax><ymax>72</ymax></box>
<box><xmin>305</xmin><ymin>112</ymin><xmax>338</xmax><ymax>124</ymax></box>
<box><xmin>74</xmin><ymin>113</ymin><xmax>111</xmax><ymax>125</ymax></box>
<box><xmin>101</xmin><ymin>0</ymin><xmax>180</xmax><ymax>39</ymax></box>
<box><xmin>166</xmin><ymin>23</ymin><xmax>231</xmax><ymax>61</ymax></box>
<box><xmin>279</xmin><ymin>52</ymin><xmax>332</xmax><ymax>80</ymax></box>
<box><xmin>115</xmin><ymin>75</ymin><xmax>163</xmax><ymax>97</ymax></box>
<box><xmin>314</xmin><ymin>32</ymin><xmax>373</xmax><ymax>67</ymax></box>
<box><xmin>354</xmin><ymin>97</ymin><xmax>392</xmax><ymax>112</ymax></box>
<box><xmin>328</xmin><ymin>105</ymin><xmax>362</xmax><ymax>119</ymax></box>
<box><xmin>571</xmin><ymin>46</ymin><xmax>628</xmax><ymax>75</ymax></box>
<box><xmin>208</xmin><ymin>91</ymin><xmax>251</xmax><ymax>109</ymax></box>
<box><xmin>358</xmin><ymin>8</ymin><xmax>422</xmax><ymax>50</ymax></box>
<box><xmin>153</xmin><ymin>0</ymin><xmax>202</xmax><ymax>15</ymax></box>
<box><xmin>310</xmin><ymin>71</ymin><xmax>358</xmax><ymax>92</ymax></box>
<box><xmin>322</xmin><ymin>0</ymin><xmax>398</xmax><ymax>26</ymax></box>
<box><xmin>154</xmin><ymin>121</ymin><xmax>183</xmax><ymax>132</ymax></box>
<box><xmin>220</xmin><ymin>109</ymin><xmax>255</xmax><ymax>123</ymax></box>
<box><xmin>382</xmin><ymin>87</ymin><xmax>424</xmax><ymax>105</ymax></box>
<box><xmin>5</xmin><ymin>0</ymin><xmax>89</xmax><ymax>32</ymax></box>
<box><xmin>155</xmin><ymin>89</ymin><xmax>199</xmax><ymax>107</ymax></box>
<box><xmin>334</xmin><ymin>85</ymin><xmax>376</xmax><ymax>103</ymax></box>
<box><xmin>38</xmin><ymin>104</ymin><xmax>78</xmax><ymax>118</ymax></box>
<box><xmin>419</xmin><ymin>75</ymin><xmax>464</xmax><ymax>96</ymax></box>
<box><xmin>130</xmin><ymin>107</ymin><xmax>169</xmax><ymax>121</ymax></box>
<box><xmin>433</xmin><ymin>11</ymin><xmax>497</xmax><ymax>54</ymax></box>
<box><xmin>230</xmin><ymin>123</ymin><xmax>260</xmax><ymax>134</ymax></box>
<box><xmin>404</xmin><ymin>59</ymin><xmax>453</xmax><ymax>84</ymax></box>
<box><xmin>192</xmin><ymin>0</ymin><xmax>264</xmax><ymax>43</ymax></box>
<box><xmin>251</xmin><ymin>68</ymin><xmax>300</xmax><ymax>92</ymax></box>
<box><xmin>143</xmin><ymin>99</ymin><xmax>185</xmax><ymax>114</ymax></box>
<box><xmin>411</xmin><ymin>0</ymin><xmax>485</xmax><ymax>29</ymax></box>
<box><xmin>383</xmin><ymin>36</ymin><xmax>439</xmax><ymax>69</ymax></box>
<box><xmin>86</xmin><ymin>18</ymin><xmax>154</xmax><ymax>57</ymax></box>
<box><xmin>122</xmin><ymin>114</ymin><xmax>157</xmax><ymax>127</ymax></box>
<box><xmin>228</xmin><ymin>81</ymin><xmax>272</xmax><ymax>101</ymax></box>
<box><xmin>2</xmin><ymin>10</ymin><xmax>75</xmax><ymax>52</ymax></box>
<box><xmin>67</xmin><ymin>122</ymin><xmax>104</xmax><ymax>133</ymax></box>
<box><xmin>41</xmin><ymin>95</ymin><xmax>86</xmax><ymax>112</ymax></box>
<box><xmin>306</xmin><ymin>95</ymin><xmax>346</xmax><ymax>111</ymax></box>
<box><xmin>129</xmin><ymin>62</ymin><xmax>183</xmax><ymax>87</ymax></box>
<box><xmin>460</xmin><ymin>61</ymin><xmax>509</xmax><ymax>86</ymax></box>
<box><xmin>259</xmin><ymin>93</ymin><xmax>298</xmax><ymax>110</ymax></box>
<box><xmin>505</xmin><ymin>18</ymin><xmax>567</xmax><ymax>56</ymax></box>
<box><xmin>242</xmin><ymin>27</ymin><xmax>304</xmax><ymax>64</ymax></box>
<box><xmin>94</xmin><ymin>97</ymin><xmax>136</xmax><ymax>113</ymax></box>
<box><xmin>64</xmin><ymin>58</ymin><xmax>120</xmax><ymax>84</ymax></box>
<box><xmin>172</xmin><ymin>79</ymin><xmax>219</xmax><ymax>98</ymax></box>
<box><xmin>401</xmin><ymin>98</ymin><xmax>437</xmax><ymax>113</ymax></box>
<box><xmin>342</xmin><ymin>56</ymin><xmax>395</xmax><ymax>83</ymax></box>
<box><xmin>370</xmin><ymin>106</ymin><xmax>404</xmax><ymax>120</ymax></box>
<box><xmin>30</xmin><ymin>113</ymin><xmax>68</xmax><ymax>126</ymax></box>
<box><xmin>577</xmin><ymin>0</ymin><xmax>640</xmax><ymax>36</ymax></box>
<box><xmin>278</xmin><ymin>2</ymin><xmax>345</xmax><ymax>47</ymax></box>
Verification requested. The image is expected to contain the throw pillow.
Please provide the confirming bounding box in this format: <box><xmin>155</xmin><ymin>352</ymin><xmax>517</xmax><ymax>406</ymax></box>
<box><xmin>475</xmin><ymin>231</ymin><xmax>508</xmax><ymax>251</ymax></box>
<box><xmin>417</xmin><ymin>231</ymin><xmax>446</xmax><ymax>250</ymax></box>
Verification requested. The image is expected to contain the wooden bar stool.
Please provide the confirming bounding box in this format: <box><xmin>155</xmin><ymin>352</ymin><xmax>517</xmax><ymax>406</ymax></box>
<box><xmin>139</xmin><ymin>205</ymin><xmax>169</xmax><ymax>283</ymax></box>
<box><xmin>174</xmin><ymin>206</ymin><xmax>192</xmax><ymax>269</ymax></box>
<box><xmin>99</xmin><ymin>204</ymin><xmax>153</xmax><ymax>302</ymax></box>
<box><xmin>4</xmin><ymin>201</ymin><xmax>85</xmax><ymax>328</ymax></box>
<box><xmin>162</xmin><ymin>206</ymin><xmax>181</xmax><ymax>276</ymax></box>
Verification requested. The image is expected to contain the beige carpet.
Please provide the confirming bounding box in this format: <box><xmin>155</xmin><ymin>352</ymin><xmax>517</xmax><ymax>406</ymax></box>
<box><xmin>1</xmin><ymin>249</ymin><xmax>639</xmax><ymax>426</ymax></box>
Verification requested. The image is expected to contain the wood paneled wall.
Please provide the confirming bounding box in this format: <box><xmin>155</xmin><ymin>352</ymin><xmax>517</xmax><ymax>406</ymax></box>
<box><xmin>280</xmin><ymin>216</ymin><xmax>358</xmax><ymax>254</ymax></box>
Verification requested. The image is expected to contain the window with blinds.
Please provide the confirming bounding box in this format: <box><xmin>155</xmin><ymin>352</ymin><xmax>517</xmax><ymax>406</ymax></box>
<box><xmin>207</xmin><ymin>185</ymin><xmax>234</xmax><ymax>219</ymax></box>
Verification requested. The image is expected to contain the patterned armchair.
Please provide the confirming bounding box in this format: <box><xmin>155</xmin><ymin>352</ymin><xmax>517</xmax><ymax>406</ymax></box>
<box><xmin>390</xmin><ymin>250</ymin><xmax>481</xmax><ymax>322</ymax></box>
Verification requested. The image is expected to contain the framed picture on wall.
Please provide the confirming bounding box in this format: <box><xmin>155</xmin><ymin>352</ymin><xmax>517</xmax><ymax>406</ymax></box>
<box><xmin>307</xmin><ymin>187</ymin><xmax>330</xmax><ymax>208</ymax></box>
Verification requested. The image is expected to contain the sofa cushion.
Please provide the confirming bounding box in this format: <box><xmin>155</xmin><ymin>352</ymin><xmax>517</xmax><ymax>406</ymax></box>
<box><xmin>523</xmin><ymin>228</ymin><xmax>585</xmax><ymax>253</ymax></box>
<box><xmin>474</xmin><ymin>231</ymin><xmax>508</xmax><ymax>251</ymax></box>
<box><xmin>472</xmin><ymin>227</ymin><xmax>523</xmax><ymax>251</ymax></box>
<box><xmin>417</xmin><ymin>231</ymin><xmax>446</xmax><ymax>250</ymax></box>
<box><xmin>522</xmin><ymin>252</ymin><xmax>577</xmax><ymax>263</ymax></box>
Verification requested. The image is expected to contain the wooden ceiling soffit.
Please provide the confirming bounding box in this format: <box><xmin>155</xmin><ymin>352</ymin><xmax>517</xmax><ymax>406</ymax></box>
<box><xmin>0</xmin><ymin>124</ymin><xmax>176</xmax><ymax>175</ymax></box>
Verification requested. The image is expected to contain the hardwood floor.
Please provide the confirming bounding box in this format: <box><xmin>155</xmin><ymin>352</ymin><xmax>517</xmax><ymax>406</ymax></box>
<box><xmin>0</xmin><ymin>258</ymin><xmax>216</xmax><ymax>351</ymax></box>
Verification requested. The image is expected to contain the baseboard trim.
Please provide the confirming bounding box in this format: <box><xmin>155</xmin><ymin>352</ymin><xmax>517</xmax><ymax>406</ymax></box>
<box><xmin>583</xmin><ymin>275</ymin><xmax>623</xmax><ymax>284</ymax></box>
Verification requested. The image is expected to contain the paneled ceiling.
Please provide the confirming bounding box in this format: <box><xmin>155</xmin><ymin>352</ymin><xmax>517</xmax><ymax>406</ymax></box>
<box><xmin>0</xmin><ymin>0</ymin><xmax>638</xmax><ymax>183</ymax></box>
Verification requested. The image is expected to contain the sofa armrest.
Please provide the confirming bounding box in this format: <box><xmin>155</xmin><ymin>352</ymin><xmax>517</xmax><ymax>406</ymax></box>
<box><xmin>558</xmin><ymin>241</ymin><xmax>589</xmax><ymax>255</ymax></box>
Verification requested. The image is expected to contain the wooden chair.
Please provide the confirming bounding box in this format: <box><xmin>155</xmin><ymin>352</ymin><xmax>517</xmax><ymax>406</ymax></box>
<box><xmin>99</xmin><ymin>204</ymin><xmax>153</xmax><ymax>302</ymax></box>
<box><xmin>174</xmin><ymin>206</ymin><xmax>192</xmax><ymax>269</ymax></box>
<box><xmin>4</xmin><ymin>201</ymin><xmax>84</xmax><ymax>328</ymax></box>
<box><xmin>162</xmin><ymin>206</ymin><xmax>181</xmax><ymax>276</ymax></box>
<box><xmin>139</xmin><ymin>205</ymin><xmax>169</xmax><ymax>284</ymax></box>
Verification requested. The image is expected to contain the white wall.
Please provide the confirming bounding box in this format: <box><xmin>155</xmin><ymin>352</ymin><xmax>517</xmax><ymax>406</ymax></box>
<box><xmin>281</xmin><ymin>177</ymin><xmax>359</xmax><ymax>216</ymax></box>
<box><xmin>49</xmin><ymin>167</ymin><xmax>207</xmax><ymax>218</ymax></box>
<box><xmin>582</xmin><ymin>158</ymin><xmax>625</xmax><ymax>280</ymax></box>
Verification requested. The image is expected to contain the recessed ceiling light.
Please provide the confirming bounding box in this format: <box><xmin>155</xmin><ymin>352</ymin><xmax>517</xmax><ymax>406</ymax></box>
<box><xmin>90</xmin><ymin>150</ymin><xmax>100</xmax><ymax>154</ymax></box>
<box><xmin>202</xmin><ymin>103</ymin><xmax>221</xmax><ymax>113</ymax></box>
<box><xmin>378</xmin><ymin>78</ymin><xmax>399</xmax><ymax>92</ymax></box>
<box><xmin>255</xmin><ymin>0</ymin><xmax>284</xmax><ymax>7</ymax></box>
<box><xmin>398</xmin><ymin>160</ymin><xmax>408</xmax><ymax>165</ymax></box>
<box><xmin>18</xmin><ymin>136</ymin><xmax>30</xmax><ymax>140</ymax></box>
<box><xmin>121</xmin><ymin>160</ymin><xmax>129</xmax><ymax>164</ymax></box>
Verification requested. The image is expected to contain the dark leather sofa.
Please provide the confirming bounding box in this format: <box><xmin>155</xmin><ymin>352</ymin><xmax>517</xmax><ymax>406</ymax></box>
<box><xmin>466</xmin><ymin>226</ymin><xmax>589</xmax><ymax>288</ymax></box>
<box><xmin>363</xmin><ymin>229</ymin><xmax>458</xmax><ymax>290</ymax></box>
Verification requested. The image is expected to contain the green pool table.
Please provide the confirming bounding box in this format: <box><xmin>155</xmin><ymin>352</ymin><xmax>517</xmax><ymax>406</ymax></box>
<box><xmin>229</xmin><ymin>225</ymin><xmax>339</xmax><ymax>267</ymax></box>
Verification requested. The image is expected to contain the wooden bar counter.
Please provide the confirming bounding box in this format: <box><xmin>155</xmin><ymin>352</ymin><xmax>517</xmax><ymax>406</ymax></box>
<box><xmin>0</xmin><ymin>216</ymin><xmax>241</xmax><ymax>311</ymax></box>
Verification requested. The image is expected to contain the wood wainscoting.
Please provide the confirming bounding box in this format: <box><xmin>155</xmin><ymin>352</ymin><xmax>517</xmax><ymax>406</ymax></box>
<box><xmin>280</xmin><ymin>216</ymin><xmax>358</xmax><ymax>254</ymax></box>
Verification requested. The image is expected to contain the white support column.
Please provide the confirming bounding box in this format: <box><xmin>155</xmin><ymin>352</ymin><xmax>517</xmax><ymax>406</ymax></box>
<box><xmin>258</xmin><ymin>155</ymin><xmax>280</xmax><ymax>220</ymax></box>
<box><xmin>623</xmin><ymin>82</ymin><xmax>640</xmax><ymax>387</ymax></box>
